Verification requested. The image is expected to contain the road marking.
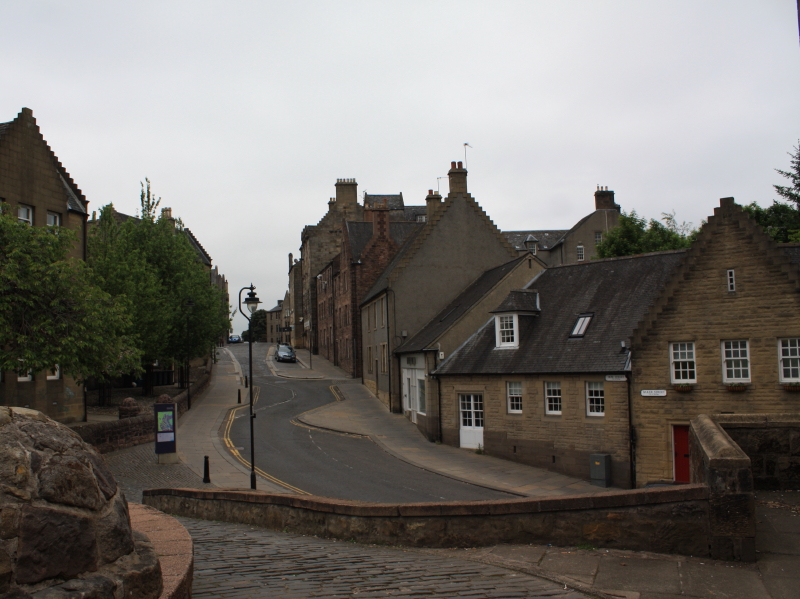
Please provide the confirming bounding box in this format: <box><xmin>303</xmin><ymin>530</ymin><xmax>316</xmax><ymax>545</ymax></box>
<box><xmin>222</xmin><ymin>385</ymin><xmax>310</xmax><ymax>495</ymax></box>
<box><xmin>289</xmin><ymin>385</ymin><xmax>367</xmax><ymax>439</ymax></box>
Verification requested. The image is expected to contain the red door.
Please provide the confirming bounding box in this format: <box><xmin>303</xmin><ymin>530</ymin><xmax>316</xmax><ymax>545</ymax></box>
<box><xmin>673</xmin><ymin>425</ymin><xmax>690</xmax><ymax>483</ymax></box>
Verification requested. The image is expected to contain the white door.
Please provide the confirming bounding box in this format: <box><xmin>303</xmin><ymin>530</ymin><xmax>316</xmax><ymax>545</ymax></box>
<box><xmin>459</xmin><ymin>393</ymin><xmax>484</xmax><ymax>449</ymax></box>
<box><xmin>402</xmin><ymin>370</ymin><xmax>417</xmax><ymax>423</ymax></box>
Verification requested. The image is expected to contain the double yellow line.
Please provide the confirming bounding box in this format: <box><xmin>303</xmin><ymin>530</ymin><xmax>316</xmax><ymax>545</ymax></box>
<box><xmin>222</xmin><ymin>386</ymin><xmax>309</xmax><ymax>495</ymax></box>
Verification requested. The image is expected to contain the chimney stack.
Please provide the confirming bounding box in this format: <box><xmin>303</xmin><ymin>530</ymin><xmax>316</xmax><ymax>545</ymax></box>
<box><xmin>594</xmin><ymin>185</ymin><xmax>619</xmax><ymax>211</ymax></box>
<box><xmin>335</xmin><ymin>178</ymin><xmax>358</xmax><ymax>206</ymax></box>
<box><xmin>426</xmin><ymin>189</ymin><xmax>442</xmax><ymax>219</ymax></box>
<box><xmin>447</xmin><ymin>161</ymin><xmax>468</xmax><ymax>195</ymax></box>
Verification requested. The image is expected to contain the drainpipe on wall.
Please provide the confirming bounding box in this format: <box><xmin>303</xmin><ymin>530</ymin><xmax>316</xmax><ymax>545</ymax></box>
<box><xmin>626</xmin><ymin>349</ymin><xmax>637</xmax><ymax>489</ymax></box>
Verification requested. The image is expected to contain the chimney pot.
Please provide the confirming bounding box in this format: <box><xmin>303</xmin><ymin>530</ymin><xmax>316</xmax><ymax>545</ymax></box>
<box><xmin>428</xmin><ymin>189</ymin><xmax>433</xmax><ymax>195</ymax></box>
<box><xmin>451</xmin><ymin>161</ymin><xmax>456</xmax><ymax>169</ymax></box>
<box><xmin>457</xmin><ymin>161</ymin><xmax>463</xmax><ymax>169</ymax></box>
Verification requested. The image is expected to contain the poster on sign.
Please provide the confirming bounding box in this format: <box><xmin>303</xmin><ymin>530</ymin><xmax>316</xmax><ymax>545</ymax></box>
<box><xmin>154</xmin><ymin>402</ymin><xmax>177</xmax><ymax>454</ymax></box>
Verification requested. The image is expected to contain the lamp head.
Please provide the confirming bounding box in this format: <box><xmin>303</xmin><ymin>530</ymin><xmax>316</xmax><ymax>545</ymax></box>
<box><xmin>244</xmin><ymin>288</ymin><xmax>261</xmax><ymax>314</ymax></box>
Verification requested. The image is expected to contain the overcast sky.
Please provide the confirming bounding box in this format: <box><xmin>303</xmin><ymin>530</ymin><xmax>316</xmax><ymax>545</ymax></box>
<box><xmin>3</xmin><ymin>1</ymin><xmax>799</xmax><ymax>334</ymax></box>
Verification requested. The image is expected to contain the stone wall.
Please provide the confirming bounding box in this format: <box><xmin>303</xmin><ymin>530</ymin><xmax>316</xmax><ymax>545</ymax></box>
<box><xmin>143</xmin><ymin>485</ymin><xmax>711</xmax><ymax>557</ymax></box>
<box><xmin>715</xmin><ymin>413</ymin><xmax>800</xmax><ymax>491</ymax></box>
<box><xmin>75</xmin><ymin>370</ymin><xmax>210</xmax><ymax>454</ymax></box>
<box><xmin>439</xmin><ymin>374</ymin><xmax>632</xmax><ymax>488</ymax></box>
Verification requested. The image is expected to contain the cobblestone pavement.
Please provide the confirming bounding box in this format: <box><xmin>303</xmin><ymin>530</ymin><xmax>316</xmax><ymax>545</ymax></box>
<box><xmin>182</xmin><ymin>517</ymin><xmax>591</xmax><ymax>599</ymax></box>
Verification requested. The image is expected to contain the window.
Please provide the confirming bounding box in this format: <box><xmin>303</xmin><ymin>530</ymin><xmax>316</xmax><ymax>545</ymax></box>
<box><xmin>47</xmin><ymin>212</ymin><xmax>61</xmax><ymax>227</ymax></box>
<box><xmin>722</xmin><ymin>340</ymin><xmax>750</xmax><ymax>383</ymax></box>
<box><xmin>570</xmin><ymin>313</ymin><xmax>593</xmax><ymax>337</ymax></box>
<box><xmin>586</xmin><ymin>381</ymin><xmax>604</xmax><ymax>416</ymax></box>
<box><xmin>779</xmin><ymin>339</ymin><xmax>800</xmax><ymax>382</ymax></box>
<box><xmin>495</xmin><ymin>314</ymin><xmax>518</xmax><ymax>348</ymax></box>
<box><xmin>418</xmin><ymin>379</ymin><xmax>426</xmax><ymax>414</ymax></box>
<box><xmin>380</xmin><ymin>297</ymin><xmax>385</xmax><ymax>328</ymax></box>
<box><xmin>17</xmin><ymin>362</ymin><xmax>32</xmax><ymax>382</ymax></box>
<box><xmin>595</xmin><ymin>231</ymin><xmax>602</xmax><ymax>245</ymax></box>
<box><xmin>459</xmin><ymin>394</ymin><xmax>484</xmax><ymax>428</ymax></box>
<box><xmin>367</xmin><ymin>346</ymin><xmax>373</xmax><ymax>373</ymax></box>
<box><xmin>380</xmin><ymin>343</ymin><xmax>388</xmax><ymax>373</ymax></box>
<box><xmin>417</xmin><ymin>215</ymin><xmax>427</xmax><ymax>222</ymax></box>
<box><xmin>727</xmin><ymin>269</ymin><xmax>736</xmax><ymax>292</ymax></box>
<box><xmin>507</xmin><ymin>381</ymin><xmax>522</xmax><ymax>413</ymax></box>
<box><xmin>47</xmin><ymin>365</ymin><xmax>60</xmax><ymax>380</ymax></box>
<box><xmin>18</xmin><ymin>204</ymin><xmax>33</xmax><ymax>225</ymax></box>
<box><xmin>670</xmin><ymin>342</ymin><xmax>696</xmax><ymax>383</ymax></box>
<box><xmin>545</xmin><ymin>382</ymin><xmax>562</xmax><ymax>415</ymax></box>
<box><xmin>577</xmin><ymin>245</ymin><xmax>585</xmax><ymax>261</ymax></box>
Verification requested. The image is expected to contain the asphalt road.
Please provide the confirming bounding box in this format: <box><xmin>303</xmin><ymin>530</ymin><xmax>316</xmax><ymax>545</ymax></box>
<box><xmin>226</xmin><ymin>343</ymin><xmax>514</xmax><ymax>503</ymax></box>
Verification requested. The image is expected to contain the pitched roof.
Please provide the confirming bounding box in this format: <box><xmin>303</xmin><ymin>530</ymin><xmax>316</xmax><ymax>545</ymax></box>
<box><xmin>360</xmin><ymin>225</ymin><xmax>425</xmax><ymax>304</ymax></box>
<box><xmin>435</xmin><ymin>250</ymin><xmax>686</xmax><ymax>375</ymax></box>
<box><xmin>185</xmin><ymin>228</ymin><xmax>212</xmax><ymax>266</ymax></box>
<box><xmin>403</xmin><ymin>206</ymin><xmax>427</xmax><ymax>221</ymax></box>
<box><xmin>491</xmin><ymin>289</ymin><xmax>540</xmax><ymax>314</ymax></box>
<box><xmin>346</xmin><ymin>221</ymin><xmax>422</xmax><ymax>262</ymax></box>
<box><xmin>505</xmin><ymin>230</ymin><xmax>568</xmax><ymax>251</ymax></box>
<box><xmin>364</xmin><ymin>193</ymin><xmax>403</xmax><ymax>210</ymax></box>
<box><xmin>396</xmin><ymin>256</ymin><xmax>529</xmax><ymax>354</ymax></box>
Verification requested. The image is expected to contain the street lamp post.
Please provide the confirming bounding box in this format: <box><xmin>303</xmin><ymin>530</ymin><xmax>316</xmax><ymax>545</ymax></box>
<box><xmin>239</xmin><ymin>284</ymin><xmax>261</xmax><ymax>490</ymax></box>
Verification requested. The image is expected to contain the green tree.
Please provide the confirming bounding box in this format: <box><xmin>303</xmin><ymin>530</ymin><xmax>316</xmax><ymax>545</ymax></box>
<box><xmin>88</xmin><ymin>180</ymin><xmax>230</xmax><ymax>392</ymax></box>
<box><xmin>250</xmin><ymin>309</ymin><xmax>267</xmax><ymax>342</ymax></box>
<box><xmin>743</xmin><ymin>142</ymin><xmax>800</xmax><ymax>242</ymax></box>
<box><xmin>0</xmin><ymin>207</ymin><xmax>140</xmax><ymax>381</ymax></box>
<box><xmin>595</xmin><ymin>210</ymin><xmax>694</xmax><ymax>259</ymax></box>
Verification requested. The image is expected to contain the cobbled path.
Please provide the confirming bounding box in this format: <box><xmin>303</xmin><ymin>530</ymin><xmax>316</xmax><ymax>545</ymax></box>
<box><xmin>183</xmin><ymin>518</ymin><xmax>589</xmax><ymax>599</ymax></box>
<box><xmin>105</xmin><ymin>443</ymin><xmax>592</xmax><ymax>598</ymax></box>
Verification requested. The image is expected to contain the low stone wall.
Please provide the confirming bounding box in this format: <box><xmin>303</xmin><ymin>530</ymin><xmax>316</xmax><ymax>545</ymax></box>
<box><xmin>143</xmin><ymin>485</ymin><xmax>711</xmax><ymax>557</ymax></box>
<box><xmin>689</xmin><ymin>415</ymin><xmax>755</xmax><ymax>561</ymax></box>
<box><xmin>76</xmin><ymin>368</ymin><xmax>210</xmax><ymax>454</ymax></box>
<box><xmin>715</xmin><ymin>413</ymin><xmax>800</xmax><ymax>491</ymax></box>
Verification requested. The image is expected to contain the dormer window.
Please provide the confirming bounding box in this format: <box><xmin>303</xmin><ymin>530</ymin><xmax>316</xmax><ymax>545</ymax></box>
<box><xmin>570</xmin><ymin>313</ymin><xmax>593</xmax><ymax>338</ymax></box>
<box><xmin>495</xmin><ymin>314</ymin><xmax>519</xmax><ymax>348</ymax></box>
<box><xmin>524</xmin><ymin>235</ymin><xmax>538</xmax><ymax>254</ymax></box>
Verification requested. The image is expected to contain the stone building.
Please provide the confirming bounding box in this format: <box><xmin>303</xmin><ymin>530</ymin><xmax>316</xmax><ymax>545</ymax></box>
<box><xmin>629</xmin><ymin>197</ymin><xmax>800</xmax><ymax>486</ymax></box>
<box><xmin>315</xmin><ymin>203</ymin><xmax>421</xmax><ymax>376</ymax></box>
<box><xmin>434</xmin><ymin>197</ymin><xmax>800</xmax><ymax>488</ymax></box>
<box><xmin>395</xmin><ymin>253</ymin><xmax>546</xmax><ymax>441</ymax></box>
<box><xmin>0</xmin><ymin>108</ymin><xmax>90</xmax><ymax>422</ymax></box>
<box><xmin>266</xmin><ymin>300</ymin><xmax>284</xmax><ymax>344</ymax></box>
<box><xmin>360</xmin><ymin>161</ymin><xmax>519</xmax><ymax>412</ymax></box>
<box><xmin>505</xmin><ymin>186</ymin><xmax>621</xmax><ymax>265</ymax></box>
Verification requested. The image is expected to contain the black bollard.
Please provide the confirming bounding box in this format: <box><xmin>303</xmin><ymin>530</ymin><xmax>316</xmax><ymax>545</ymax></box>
<box><xmin>238</xmin><ymin>388</ymin><xmax>241</xmax><ymax>404</ymax></box>
<box><xmin>203</xmin><ymin>455</ymin><xmax>211</xmax><ymax>484</ymax></box>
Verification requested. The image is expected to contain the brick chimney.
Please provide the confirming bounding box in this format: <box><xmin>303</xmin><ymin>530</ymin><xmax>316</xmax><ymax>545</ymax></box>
<box><xmin>594</xmin><ymin>186</ymin><xmax>619</xmax><ymax>210</ymax></box>
<box><xmin>447</xmin><ymin>161</ymin><xmax>468</xmax><ymax>195</ymax></box>
<box><xmin>425</xmin><ymin>189</ymin><xmax>442</xmax><ymax>219</ymax></box>
<box><xmin>364</xmin><ymin>197</ymin><xmax>389</xmax><ymax>223</ymax></box>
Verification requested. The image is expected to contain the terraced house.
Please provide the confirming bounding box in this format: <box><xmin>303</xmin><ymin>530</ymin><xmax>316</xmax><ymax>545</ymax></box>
<box><xmin>434</xmin><ymin>197</ymin><xmax>800</xmax><ymax>488</ymax></box>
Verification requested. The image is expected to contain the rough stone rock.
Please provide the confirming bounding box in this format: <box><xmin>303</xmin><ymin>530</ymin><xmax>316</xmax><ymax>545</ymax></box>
<box><xmin>0</xmin><ymin>407</ymin><xmax>160</xmax><ymax>598</ymax></box>
<box><xmin>38</xmin><ymin>455</ymin><xmax>104</xmax><ymax>511</ymax></box>
<box><xmin>16</xmin><ymin>506</ymin><xmax>98</xmax><ymax>584</ymax></box>
<box><xmin>117</xmin><ymin>398</ymin><xmax>140</xmax><ymax>420</ymax></box>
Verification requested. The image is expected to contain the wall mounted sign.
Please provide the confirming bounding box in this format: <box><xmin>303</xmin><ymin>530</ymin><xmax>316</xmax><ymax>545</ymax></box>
<box><xmin>154</xmin><ymin>402</ymin><xmax>177</xmax><ymax>454</ymax></box>
<box><xmin>641</xmin><ymin>390</ymin><xmax>667</xmax><ymax>397</ymax></box>
<box><xmin>605</xmin><ymin>375</ymin><xmax>627</xmax><ymax>382</ymax></box>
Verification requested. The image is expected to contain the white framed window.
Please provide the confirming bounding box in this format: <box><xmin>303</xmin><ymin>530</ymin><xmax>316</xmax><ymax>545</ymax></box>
<box><xmin>495</xmin><ymin>314</ymin><xmax>518</xmax><ymax>348</ymax></box>
<box><xmin>18</xmin><ymin>204</ymin><xmax>33</xmax><ymax>225</ymax></box>
<box><xmin>380</xmin><ymin>297</ymin><xmax>385</xmax><ymax>328</ymax></box>
<box><xmin>595</xmin><ymin>231</ymin><xmax>602</xmax><ymax>245</ymax></box>
<box><xmin>17</xmin><ymin>364</ymin><xmax>32</xmax><ymax>382</ymax></box>
<box><xmin>545</xmin><ymin>382</ymin><xmax>562</xmax><ymax>415</ymax></box>
<box><xmin>727</xmin><ymin>269</ymin><xmax>736</xmax><ymax>292</ymax></box>
<box><xmin>47</xmin><ymin>212</ymin><xmax>61</xmax><ymax>227</ymax></box>
<box><xmin>417</xmin><ymin>215</ymin><xmax>427</xmax><ymax>222</ymax></box>
<box><xmin>670</xmin><ymin>342</ymin><xmax>696</xmax><ymax>383</ymax></box>
<box><xmin>722</xmin><ymin>340</ymin><xmax>750</xmax><ymax>383</ymax></box>
<box><xmin>586</xmin><ymin>381</ymin><xmax>604</xmax><ymax>416</ymax></box>
<box><xmin>577</xmin><ymin>245</ymin><xmax>585</xmax><ymax>261</ymax></box>
<box><xmin>507</xmin><ymin>381</ymin><xmax>522</xmax><ymax>413</ymax></box>
<box><xmin>779</xmin><ymin>339</ymin><xmax>800</xmax><ymax>382</ymax></box>
<box><xmin>380</xmin><ymin>343</ymin><xmax>388</xmax><ymax>373</ymax></box>
<box><xmin>570</xmin><ymin>313</ymin><xmax>593</xmax><ymax>338</ymax></box>
<box><xmin>47</xmin><ymin>365</ymin><xmax>60</xmax><ymax>380</ymax></box>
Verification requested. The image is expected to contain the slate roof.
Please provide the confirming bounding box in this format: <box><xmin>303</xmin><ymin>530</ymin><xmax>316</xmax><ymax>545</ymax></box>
<box><xmin>61</xmin><ymin>174</ymin><xmax>86</xmax><ymax>214</ymax></box>
<box><xmin>781</xmin><ymin>243</ymin><xmax>800</xmax><ymax>266</ymax></box>
<box><xmin>0</xmin><ymin>121</ymin><xmax>11</xmax><ymax>139</ymax></box>
<box><xmin>364</xmin><ymin>194</ymin><xmax>404</xmax><ymax>210</ymax></box>
<box><xmin>504</xmin><ymin>230</ymin><xmax>568</xmax><ymax>251</ymax></box>
<box><xmin>395</xmin><ymin>256</ymin><xmax>529</xmax><ymax>354</ymax></box>
<box><xmin>268</xmin><ymin>303</ymin><xmax>283</xmax><ymax>313</ymax></box>
<box><xmin>491</xmin><ymin>289</ymin><xmax>540</xmax><ymax>314</ymax></box>
<box><xmin>346</xmin><ymin>221</ymin><xmax>422</xmax><ymax>261</ymax></box>
<box><xmin>403</xmin><ymin>206</ymin><xmax>427</xmax><ymax>221</ymax></box>
<box><xmin>435</xmin><ymin>250</ymin><xmax>686</xmax><ymax>375</ymax></box>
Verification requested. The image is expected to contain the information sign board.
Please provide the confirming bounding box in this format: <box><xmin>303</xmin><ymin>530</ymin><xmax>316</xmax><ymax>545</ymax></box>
<box><xmin>154</xmin><ymin>403</ymin><xmax>177</xmax><ymax>454</ymax></box>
